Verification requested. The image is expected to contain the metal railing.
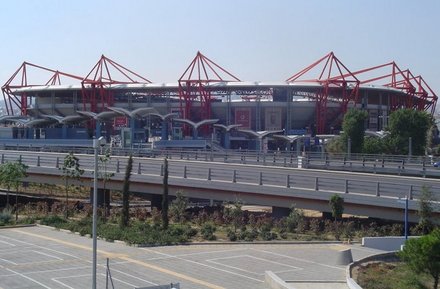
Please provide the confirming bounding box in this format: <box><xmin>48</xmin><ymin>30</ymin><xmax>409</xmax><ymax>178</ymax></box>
<box><xmin>3</xmin><ymin>150</ymin><xmax>440</xmax><ymax>205</ymax></box>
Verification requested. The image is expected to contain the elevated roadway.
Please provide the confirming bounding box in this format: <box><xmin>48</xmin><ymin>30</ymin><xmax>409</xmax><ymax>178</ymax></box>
<box><xmin>1</xmin><ymin>150</ymin><xmax>439</xmax><ymax>222</ymax></box>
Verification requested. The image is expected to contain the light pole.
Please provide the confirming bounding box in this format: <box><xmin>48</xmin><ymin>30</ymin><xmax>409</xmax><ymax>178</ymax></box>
<box><xmin>92</xmin><ymin>136</ymin><xmax>106</xmax><ymax>289</ymax></box>
<box><xmin>404</xmin><ymin>195</ymin><xmax>409</xmax><ymax>240</ymax></box>
<box><xmin>398</xmin><ymin>195</ymin><xmax>409</xmax><ymax>240</ymax></box>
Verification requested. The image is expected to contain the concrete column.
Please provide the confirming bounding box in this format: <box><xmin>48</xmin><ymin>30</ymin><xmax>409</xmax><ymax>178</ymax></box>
<box><xmin>161</xmin><ymin>121</ymin><xmax>168</xmax><ymax>140</ymax></box>
<box><xmin>286</xmin><ymin>89</ymin><xmax>291</xmax><ymax>133</ymax></box>
<box><xmin>224</xmin><ymin>131</ymin><xmax>230</xmax><ymax>149</ymax></box>
<box><xmin>256</xmin><ymin>99</ymin><xmax>261</xmax><ymax>131</ymax></box>
<box><xmin>193</xmin><ymin>126</ymin><xmax>198</xmax><ymax>139</ymax></box>
<box><xmin>150</xmin><ymin>194</ymin><xmax>163</xmax><ymax>210</ymax></box>
<box><xmin>272</xmin><ymin>206</ymin><xmax>290</xmax><ymax>218</ymax></box>
<box><xmin>27</xmin><ymin>128</ymin><xmax>33</xmax><ymax>139</ymax></box>
<box><xmin>89</xmin><ymin>188</ymin><xmax>110</xmax><ymax>207</ymax></box>
<box><xmin>62</xmin><ymin>125</ymin><xmax>68</xmax><ymax>139</ymax></box>
<box><xmin>130</xmin><ymin>117</ymin><xmax>135</xmax><ymax>146</ymax></box>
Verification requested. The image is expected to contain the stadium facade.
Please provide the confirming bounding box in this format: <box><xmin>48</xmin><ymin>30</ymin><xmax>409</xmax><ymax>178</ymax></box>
<box><xmin>0</xmin><ymin>52</ymin><xmax>437</xmax><ymax>151</ymax></box>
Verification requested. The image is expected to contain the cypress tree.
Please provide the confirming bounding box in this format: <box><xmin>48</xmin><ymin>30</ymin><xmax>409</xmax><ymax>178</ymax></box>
<box><xmin>120</xmin><ymin>155</ymin><xmax>133</xmax><ymax>228</ymax></box>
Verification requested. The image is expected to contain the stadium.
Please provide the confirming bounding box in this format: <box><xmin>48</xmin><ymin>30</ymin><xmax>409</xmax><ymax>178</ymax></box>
<box><xmin>0</xmin><ymin>51</ymin><xmax>437</xmax><ymax>151</ymax></box>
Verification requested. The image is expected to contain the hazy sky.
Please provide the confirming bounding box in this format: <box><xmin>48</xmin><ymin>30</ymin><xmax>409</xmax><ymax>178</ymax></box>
<box><xmin>1</xmin><ymin>0</ymin><xmax>439</xmax><ymax>100</ymax></box>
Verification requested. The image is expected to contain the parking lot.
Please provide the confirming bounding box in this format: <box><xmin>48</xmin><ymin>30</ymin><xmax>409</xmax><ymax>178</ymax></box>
<box><xmin>0</xmin><ymin>226</ymin><xmax>383</xmax><ymax>289</ymax></box>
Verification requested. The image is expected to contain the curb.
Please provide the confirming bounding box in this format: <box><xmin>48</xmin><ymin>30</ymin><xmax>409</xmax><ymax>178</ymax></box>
<box><xmin>346</xmin><ymin>251</ymin><xmax>397</xmax><ymax>289</ymax></box>
<box><xmin>32</xmin><ymin>224</ymin><xmax>358</xmax><ymax>247</ymax></box>
<box><xmin>0</xmin><ymin>224</ymin><xmax>36</xmax><ymax>229</ymax></box>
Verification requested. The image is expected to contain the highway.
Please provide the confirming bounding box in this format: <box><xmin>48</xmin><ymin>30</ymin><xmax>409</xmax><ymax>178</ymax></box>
<box><xmin>1</xmin><ymin>149</ymin><xmax>440</xmax><ymax>221</ymax></box>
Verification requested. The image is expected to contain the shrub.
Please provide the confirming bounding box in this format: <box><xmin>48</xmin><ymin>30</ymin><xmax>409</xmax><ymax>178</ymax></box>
<box><xmin>243</xmin><ymin>228</ymin><xmax>258</xmax><ymax>241</ymax></box>
<box><xmin>296</xmin><ymin>218</ymin><xmax>309</xmax><ymax>234</ymax></box>
<box><xmin>332</xmin><ymin>221</ymin><xmax>344</xmax><ymax>241</ymax></box>
<box><xmin>170</xmin><ymin>191</ymin><xmax>189</xmax><ymax>224</ymax></box>
<box><xmin>195</xmin><ymin>210</ymin><xmax>209</xmax><ymax>226</ymax></box>
<box><xmin>99</xmin><ymin>223</ymin><xmax>124</xmax><ymax>241</ymax></box>
<box><xmin>309</xmin><ymin>218</ymin><xmax>323</xmax><ymax>235</ymax></box>
<box><xmin>227</xmin><ymin>229</ymin><xmax>237</xmax><ymax>241</ymax></box>
<box><xmin>342</xmin><ymin>221</ymin><xmax>355</xmax><ymax>241</ymax></box>
<box><xmin>329</xmin><ymin>194</ymin><xmax>344</xmax><ymax>220</ymax></box>
<box><xmin>40</xmin><ymin>215</ymin><xmax>68</xmax><ymax>228</ymax></box>
<box><xmin>201</xmin><ymin>222</ymin><xmax>217</xmax><ymax>241</ymax></box>
<box><xmin>151</xmin><ymin>208</ymin><xmax>162</xmax><ymax>227</ymax></box>
<box><xmin>211</xmin><ymin>210</ymin><xmax>224</xmax><ymax>226</ymax></box>
<box><xmin>0</xmin><ymin>208</ymin><xmax>12</xmax><ymax>226</ymax></box>
<box><xmin>260</xmin><ymin>229</ymin><xmax>277</xmax><ymax>241</ymax></box>
<box><xmin>285</xmin><ymin>207</ymin><xmax>304</xmax><ymax>233</ymax></box>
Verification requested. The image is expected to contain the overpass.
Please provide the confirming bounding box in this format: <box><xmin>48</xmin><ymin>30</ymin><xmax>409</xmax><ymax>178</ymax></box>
<box><xmin>1</xmin><ymin>150</ymin><xmax>440</xmax><ymax>222</ymax></box>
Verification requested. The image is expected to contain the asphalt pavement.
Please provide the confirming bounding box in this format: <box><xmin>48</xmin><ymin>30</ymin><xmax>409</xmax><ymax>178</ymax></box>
<box><xmin>0</xmin><ymin>225</ymin><xmax>385</xmax><ymax>289</ymax></box>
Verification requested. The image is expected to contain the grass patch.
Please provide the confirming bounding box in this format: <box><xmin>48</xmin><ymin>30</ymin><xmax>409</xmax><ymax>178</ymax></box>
<box><xmin>356</xmin><ymin>261</ymin><xmax>433</xmax><ymax>289</ymax></box>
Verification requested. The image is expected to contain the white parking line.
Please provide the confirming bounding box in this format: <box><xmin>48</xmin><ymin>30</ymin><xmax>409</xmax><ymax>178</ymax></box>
<box><xmin>51</xmin><ymin>276</ymin><xmax>77</xmax><ymax>289</ymax></box>
<box><xmin>0</xmin><ymin>247</ymin><xmax>33</xmax><ymax>253</ymax></box>
<box><xmin>0</xmin><ymin>235</ymin><xmax>80</xmax><ymax>259</ymax></box>
<box><xmin>141</xmin><ymin>248</ymin><xmax>263</xmax><ymax>282</ymax></box>
<box><xmin>0</xmin><ymin>258</ymin><xmax>17</xmax><ymax>265</ymax></box>
<box><xmin>251</xmin><ymin>248</ymin><xmax>345</xmax><ymax>270</ymax></box>
<box><xmin>32</xmin><ymin>250</ymin><xmax>64</xmax><ymax>261</ymax></box>
<box><xmin>16</xmin><ymin>264</ymin><xmax>90</xmax><ymax>275</ymax></box>
<box><xmin>6</xmin><ymin>268</ymin><xmax>52</xmax><ymax>289</ymax></box>
<box><xmin>0</xmin><ymin>240</ymin><xmax>16</xmax><ymax>247</ymax></box>
<box><xmin>100</xmin><ymin>273</ymin><xmax>138</xmax><ymax>288</ymax></box>
<box><xmin>145</xmin><ymin>247</ymin><xmax>245</xmax><ymax>261</ymax></box>
<box><xmin>206</xmin><ymin>255</ymin><xmax>302</xmax><ymax>276</ymax></box>
<box><xmin>109</xmin><ymin>267</ymin><xmax>158</xmax><ymax>286</ymax></box>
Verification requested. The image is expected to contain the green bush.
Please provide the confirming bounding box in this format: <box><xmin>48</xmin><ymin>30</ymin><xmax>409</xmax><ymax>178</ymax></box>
<box><xmin>40</xmin><ymin>215</ymin><xmax>68</xmax><ymax>228</ymax></box>
<box><xmin>243</xmin><ymin>228</ymin><xmax>258</xmax><ymax>241</ymax></box>
<box><xmin>201</xmin><ymin>222</ymin><xmax>217</xmax><ymax>241</ymax></box>
<box><xmin>260</xmin><ymin>229</ymin><xmax>277</xmax><ymax>241</ymax></box>
<box><xmin>17</xmin><ymin>216</ymin><xmax>36</xmax><ymax>225</ymax></box>
<box><xmin>99</xmin><ymin>223</ymin><xmax>124</xmax><ymax>241</ymax></box>
<box><xmin>227</xmin><ymin>229</ymin><xmax>237</xmax><ymax>241</ymax></box>
<box><xmin>0</xmin><ymin>209</ymin><xmax>12</xmax><ymax>226</ymax></box>
<box><xmin>66</xmin><ymin>217</ymin><xmax>92</xmax><ymax>235</ymax></box>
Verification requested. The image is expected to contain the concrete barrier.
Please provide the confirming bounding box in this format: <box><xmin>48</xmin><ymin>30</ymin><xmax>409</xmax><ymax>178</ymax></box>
<box><xmin>265</xmin><ymin>271</ymin><xmax>295</xmax><ymax>289</ymax></box>
<box><xmin>336</xmin><ymin>248</ymin><xmax>353</xmax><ymax>265</ymax></box>
<box><xmin>362</xmin><ymin>236</ymin><xmax>418</xmax><ymax>251</ymax></box>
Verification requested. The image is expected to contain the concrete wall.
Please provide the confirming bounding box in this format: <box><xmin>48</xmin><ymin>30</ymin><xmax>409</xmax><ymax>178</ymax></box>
<box><xmin>362</xmin><ymin>236</ymin><xmax>419</xmax><ymax>251</ymax></box>
<box><xmin>265</xmin><ymin>271</ymin><xmax>295</xmax><ymax>289</ymax></box>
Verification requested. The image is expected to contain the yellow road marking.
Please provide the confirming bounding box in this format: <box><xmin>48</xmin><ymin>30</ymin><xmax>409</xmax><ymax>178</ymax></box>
<box><xmin>13</xmin><ymin>228</ymin><xmax>226</xmax><ymax>289</ymax></box>
<box><xmin>120</xmin><ymin>256</ymin><xmax>225</xmax><ymax>289</ymax></box>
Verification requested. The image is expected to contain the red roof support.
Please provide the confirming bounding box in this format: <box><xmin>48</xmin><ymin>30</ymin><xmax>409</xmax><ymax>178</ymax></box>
<box><xmin>81</xmin><ymin>55</ymin><xmax>151</xmax><ymax>113</ymax></box>
<box><xmin>1</xmin><ymin>62</ymin><xmax>83</xmax><ymax>115</ymax></box>
<box><xmin>178</xmin><ymin>51</ymin><xmax>240</xmax><ymax>135</ymax></box>
<box><xmin>286</xmin><ymin>52</ymin><xmax>360</xmax><ymax>134</ymax></box>
<box><xmin>336</xmin><ymin>61</ymin><xmax>437</xmax><ymax>114</ymax></box>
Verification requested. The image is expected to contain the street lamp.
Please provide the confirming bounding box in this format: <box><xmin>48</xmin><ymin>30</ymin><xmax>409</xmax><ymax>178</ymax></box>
<box><xmin>398</xmin><ymin>195</ymin><xmax>409</xmax><ymax>240</ymax></box>
<box><xmin>93</xmin><ymin>136</ymin><xmax>106</xmax><ymax>289</ymax></box>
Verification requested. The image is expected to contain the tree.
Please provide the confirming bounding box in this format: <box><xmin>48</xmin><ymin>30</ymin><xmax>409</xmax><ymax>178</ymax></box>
<box><xmin>0</xmin><ymin>160</ymin><xmax>28</xmax><ymax>220</ymax></box>
<box><xmin>61</xmin><ymin>152</ymin><xmax>84</xmax><ymax>219</ymax></box>
<box><xmin>362</xmin><ymin>136</ymin><xmax>385</xmax><ymax>154</ymax></box>
<box><xmin>329</xmin><ymin>194</ymin><xmax>344</xmax><ymax>220</ymax></box>
<box><xmin>399</xmin><ymin>229</ymin><xmax>440</xmax><ymax>289</ymax></box>
<box><xmin>170</xmin><ymin>191</ymin><xmax>188</xmax><ymax>224</ymax></box>
<box><xmin>340</xmin><ymin>109</ymin><xmax>368</xmax><ymax>154</ymax></box>
<box><xmin>223</xmin><ymin>200</ymin><xmax>244</xmax><ymax>232</ymax></box>
<box><xmin>161</xmin><ymin>158</ymin><xmax>169</xmax><ymax>229</ymax></box>
<box><xmin>386</xmin><ymin>109</ymin><xmax>431</xmax><ymax>155</ymax></box>
<box><xmin>98</xmin><ymin>149</ymin><xmax>114</xmax><ymax>219</ymax></box>
<box><xmin>416</xmin><ymin>186</ymin><xmax>436</xmax><ymax>235</ymax></box>
<box><xmin>120</xmin><ymin>155</ymin><xmax>133</xmax><ymax>228</ymax></box>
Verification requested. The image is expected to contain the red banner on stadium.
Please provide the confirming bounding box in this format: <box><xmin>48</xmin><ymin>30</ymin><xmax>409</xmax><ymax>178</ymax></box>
<box><xmin>114</xmin><ymin>116</ymin><xmax>128</xmax><ymax>127</ymax></box>
<box><xmin>235</xmin><ymin>108</ymin><xmax>251</xmax><ymax>129</ymax></box>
